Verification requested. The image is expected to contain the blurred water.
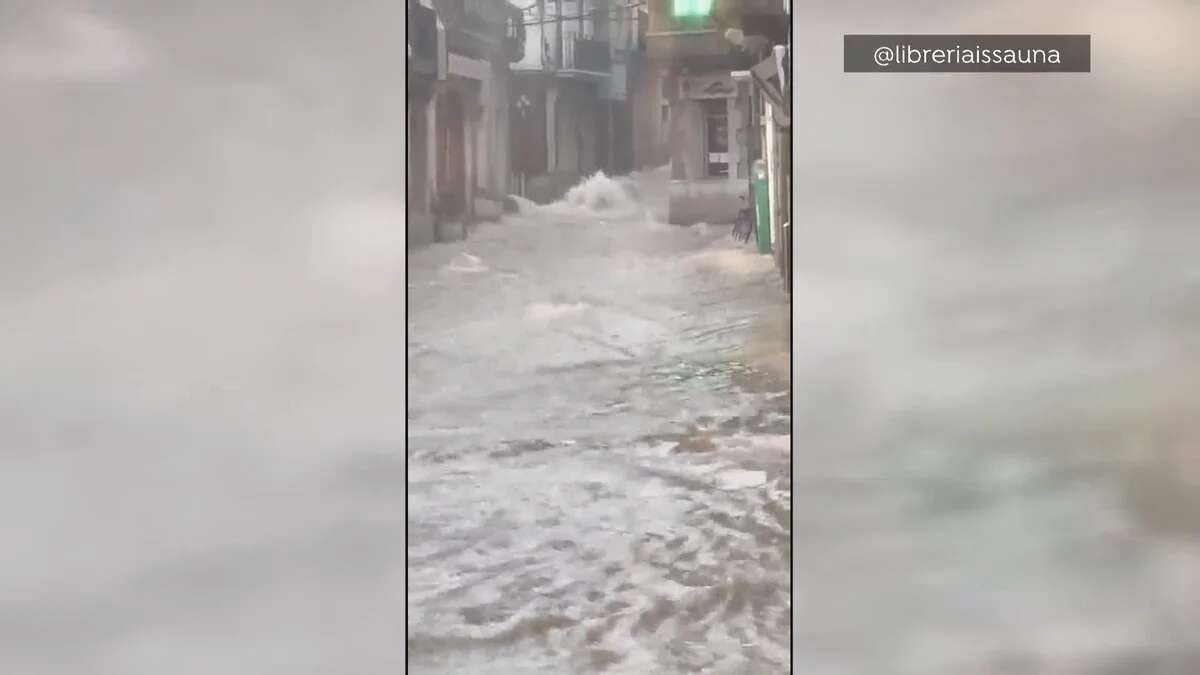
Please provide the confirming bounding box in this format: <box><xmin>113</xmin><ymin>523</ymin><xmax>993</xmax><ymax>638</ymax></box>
<box><xmin>406</xmin><ymin>172</ymin><xmax>792</xmax><ymax>673</ymax></box>
<box><xmin>796</xmin><ymin>1</ymin><xmax>1200</xmax><ymax>673</ymax></box>
<box><xmin>1</xmin><ymin>3</ymin><xmax>405</xmax><ymax>673</ymax></box>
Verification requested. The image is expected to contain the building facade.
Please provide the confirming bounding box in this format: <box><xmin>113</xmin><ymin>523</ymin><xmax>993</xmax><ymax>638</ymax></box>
<box><xmin>408</xmin><ymin>0</ymin><xmax>522</xmax><ymax>248</ymax></box>
<box><xmin>407</xmin><ymin>0</ymin><xmax>442</xmax><ymax>247</ymax></box>
<box><xmin>636</xmin><ymin>0</ymin><xmax>787</xmax><ymax>225</ymax></box>
<box><xmin>509</xmin><ymin>0</ymin><xmax>641</xmax><ymax>204</ymax></box>
<box><xmin>749</xmin><ymin>45</ymin><xmax>791</xmax><ymax>291</ymax></box>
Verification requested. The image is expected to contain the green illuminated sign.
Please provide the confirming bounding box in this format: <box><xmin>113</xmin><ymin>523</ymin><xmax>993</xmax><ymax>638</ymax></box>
<box><xmin>672</xmin><ymin>0</ymin><xmax>713</xmax><ymax>17</ymax></box>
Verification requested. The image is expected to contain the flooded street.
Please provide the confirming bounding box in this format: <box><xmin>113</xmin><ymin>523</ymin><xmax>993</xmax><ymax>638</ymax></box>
<box><xmin>406</xmin><ymin>173</ymin><xmax>791</xmax><ymax>673</ymax></box>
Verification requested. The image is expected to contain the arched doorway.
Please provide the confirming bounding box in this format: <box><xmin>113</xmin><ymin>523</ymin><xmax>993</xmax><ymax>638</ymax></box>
<box><xmin>435</xmin><ymin>89</ymin><xmax>466</xmax><ymax>222</ymax></box>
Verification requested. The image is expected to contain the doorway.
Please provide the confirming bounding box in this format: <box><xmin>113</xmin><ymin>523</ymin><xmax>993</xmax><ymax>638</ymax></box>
<box><xmin>435</xmin><ymin>89</ymin><xmax>466</xmax><ymax>220</ymax></box>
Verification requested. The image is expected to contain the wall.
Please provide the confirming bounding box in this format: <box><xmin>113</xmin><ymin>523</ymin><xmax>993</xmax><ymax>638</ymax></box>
<box><xmin>763</xmin><ymin>101</ymin><xmax>778</xmax><ymax>247</ymax></box>
<box><xmin>516</xmin><ymin>7</ymin><xmax>546</xmax><ymax>69</ymax></box>
<box><xmin>611</xmin><ymin>99</ymin><xmax>635</xmax><ymax>173</ymax></box>
<box><xmin>510</xmin><ymin>76</ymin><xmax>549</xmax><ymax>176</ymax></box>
<box><xmin>665</xmin><ymin>70</ymin><xmax>750</xmax><ymax>224</ymax></box>
<box><xmin>732</xmin><ymin>91</ymin><xmax>750</xmax><ymax>179</ymax></box>
<box><xmin>433</xmin><ymin>79</ymin><xmax>472</xmax><ymax>223</ymax></box>
<box><xmin>468</xmin><ymin>57</ymin><xmax>511</xmax><ymax>208</ymax></box>
<box><xmin>430</xmin><ymin>49</ymin><xmax>512</xmax><ymax>233</ymax></box>
<box><xmin>668</xmin><ymin>180</ymin><xmax>745</xmax><ymax>225</ymax></box>
<box><xmin>669</xmin><ymin>74</ymin><xmax>745</xmax><ymax>181</ymax></box>
<box><xmin>491</xmin><ymin>60</ymin><xmax>511</xmax><ymax>198</ymax></box>
<box><xmin>407</xmin><ymin>96</ymin><xmax>437</xmax><ymax>247</ymax></box>
<box><xmin>553</xmin><ymin>82</ymin><xmax>598</xmax><ymax>177</ymax></box>
<box><xmin>631</xmin><ymin>61</ymin><xmax>669</xmax><ymax>169</ymax></box>
<box><xmin>671</xmin><ymin>98</ymin><xmax>705</xmax><ymax>180</ymax></box>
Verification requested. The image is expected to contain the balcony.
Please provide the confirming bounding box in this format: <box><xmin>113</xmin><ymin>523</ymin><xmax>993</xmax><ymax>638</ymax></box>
<box><xmin>459</xmin><ymin>0</ymin><xmax>494</xmax><ymax>40</ymax></box>
<box><xmin>559</xmin><ymin>34</ymin><xmax>611</xmax><ymax>78</ymax></box>
<box><xmin>432</xmin><ymin>0</ymin><xmax>505</xmax><ymax>60</ymax></box>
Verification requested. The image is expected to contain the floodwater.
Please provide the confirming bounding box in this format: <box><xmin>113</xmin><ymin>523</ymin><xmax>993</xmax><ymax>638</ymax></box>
<box><xmin>406</xmin><ymin>172</ymin><xmax>792</xmax><ymax>673</ymax></box>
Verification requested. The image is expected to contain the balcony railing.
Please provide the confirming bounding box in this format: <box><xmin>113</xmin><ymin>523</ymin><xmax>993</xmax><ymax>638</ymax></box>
<box><xmin>562</xmin><ymin>34</ymin><xmax>611</xmax><ymax>74</ymax></box>
<box><xmin>460</xmin><ymin>0</ymin><xmax>492</xmax><ymax>35</ymax></box>
<box><xmin>433</xmin><ymin>0</ymin><xmax>490</xmax><ymax>26</ymax></box>
<box><xmin>432</xmin><ymin>0</ymin><xmax>503</xmax><ymax>47</ymax></box>
<box><xmin>504</xmin><ymin>5</ymin><xmax>525</xmax><ymax>62</ymax></box>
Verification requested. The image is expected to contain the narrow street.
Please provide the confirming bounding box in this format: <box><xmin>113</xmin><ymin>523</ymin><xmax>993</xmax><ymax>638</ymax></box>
<box><xmin>406</xmin><ymin>171</ymin><xmax>792</xmax><ymax>673</ymax></box>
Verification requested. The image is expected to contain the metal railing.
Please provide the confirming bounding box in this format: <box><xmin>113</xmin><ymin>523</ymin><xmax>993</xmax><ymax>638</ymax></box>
<box><xmin>432</xmin><ymin>0</ymin><xmax>501</xmax><ymax>38</ymax></box>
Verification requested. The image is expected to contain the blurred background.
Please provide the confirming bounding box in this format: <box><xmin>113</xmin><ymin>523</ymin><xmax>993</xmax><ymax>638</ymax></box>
<box><xmin>795</xmin><ymin>1</ymin><xmax>1200</xmax><ymax>673</ymax></box>
<box><xmin>1</xmin><ymin>2</ymin><xmax>404</xmax><ymax>673</ymax></box>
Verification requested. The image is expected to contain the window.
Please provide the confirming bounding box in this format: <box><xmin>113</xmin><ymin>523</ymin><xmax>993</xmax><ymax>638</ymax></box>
<box><xmin>562</xmin><ymin>1</ymin><xmax>594</xmax><ymax>39</ymax></box>
<box><xmin>703</xmin><ymin>99</ymin><xmax>728</xmax><ymax>178</ymax></box>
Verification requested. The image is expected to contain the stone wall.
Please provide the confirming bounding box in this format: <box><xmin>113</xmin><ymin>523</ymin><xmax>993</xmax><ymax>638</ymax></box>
<box><xmin>667</xmin><ymin>178</ymin><xmax>748</xmax><ymax>225</ymax></box>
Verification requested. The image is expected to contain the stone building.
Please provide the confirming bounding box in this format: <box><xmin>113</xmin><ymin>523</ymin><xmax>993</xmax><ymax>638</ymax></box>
<box><xmin>635</xmin><ymin>0</ymin><xmax>788</xmax><ymax>225</ymax></box>
<box><xmin>509</xmin><ymin>0</ymin><xmax>641</xmax><ymax>203</ymax></box>
<box><xmin>407</xmin><ymin>0</ymin><xmax>442</xmax><ymax>247</ymax></box>
<box><xmin>408</xmin><ymin>0</ymin><xmax>523</xmax><ymax>247</ymax></box>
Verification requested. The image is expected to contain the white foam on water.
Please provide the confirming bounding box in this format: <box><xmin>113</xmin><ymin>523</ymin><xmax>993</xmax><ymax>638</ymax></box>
<box><xmin>714</xmin><ymin>469</ymin><xmax>768</xmax><ymax>491</ymax></box>
<box><xmin>685</xmin><ymin>246</ymin><xmax>774</xmax><ymax>277</ymax></box>
<box><xmin>507</xmin><ymin>194</ymin><xmax>538</xmax><ymax>215</ymax></box>
<box><xmin>525</xmin><ymin>302</ymin><xmax>588</xmax><ymax>320</ymax></box>
<box><xmin>442</xmin><ymin>252</ymin><xmax>488</xmax><ymax>274</ymax></box>
<box><xmin>548</xmin><ymin>171</ymin><xmax>643</xmax><ymax>218</ymax></box>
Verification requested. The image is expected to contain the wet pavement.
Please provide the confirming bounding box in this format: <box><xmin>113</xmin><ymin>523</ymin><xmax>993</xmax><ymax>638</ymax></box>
<box><xmin>406</xmin><ymin>172</ymin><xmax>792</xmax><ymax>673</ymax></box>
